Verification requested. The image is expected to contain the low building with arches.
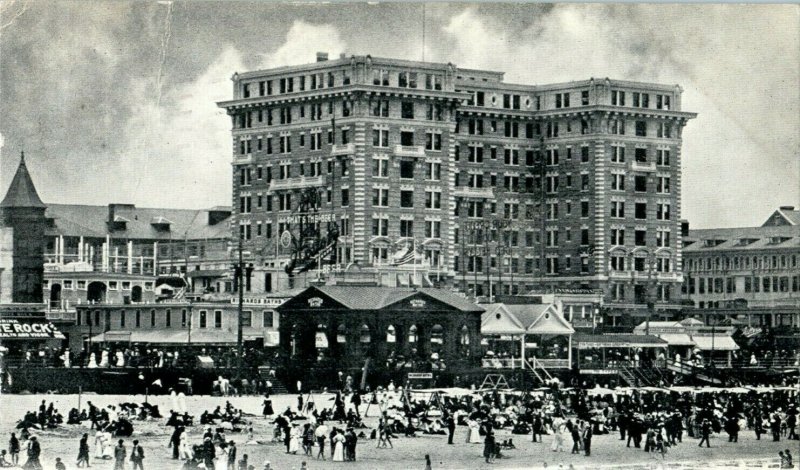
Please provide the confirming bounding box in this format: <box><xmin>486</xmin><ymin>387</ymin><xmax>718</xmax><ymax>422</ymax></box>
<box><xmin>276</xmin><ymin>285</ymin><xmax>483</xmax><ymax>387</ymax></box>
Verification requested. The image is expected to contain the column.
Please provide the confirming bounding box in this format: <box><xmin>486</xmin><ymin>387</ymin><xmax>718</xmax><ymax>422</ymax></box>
<box><xmin>127</xmin><ymin>241</ymin><xmax>133</xmax><ymax>274</ymax></box>
<box><xmin>59</xmin><ymin>235</ymin><xmax>65</xmax><ymax>264</ymax></box>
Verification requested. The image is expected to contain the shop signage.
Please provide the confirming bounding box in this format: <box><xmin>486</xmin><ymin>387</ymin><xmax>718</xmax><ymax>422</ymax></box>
<box><xmin>0</xmin><ymin>319</ymin><xmax>65</xmax><ymax>339</ymax></box>
<box><xmin>407</xmin><ymin>372</ymin><xmax>433</xmax><ymax>379</ymax></box>
<box><xmin>308</xmin><ymin>297</ymin><xmax>323</xmax><ymax>308</ymax></box>
<box><xmin>410</xmin><ymin>299</ymin><xmax>426</xmax><ymax>308</ymax></box>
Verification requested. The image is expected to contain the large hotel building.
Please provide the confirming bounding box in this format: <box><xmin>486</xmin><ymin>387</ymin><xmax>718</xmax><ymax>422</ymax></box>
<box><xmin>218</xmin><ymin>53</ymin><xmax>696</xmax><ymax>322</ymax></box>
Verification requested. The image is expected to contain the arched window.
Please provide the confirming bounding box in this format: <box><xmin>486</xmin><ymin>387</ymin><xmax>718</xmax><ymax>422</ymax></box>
<box><xmin>430</xmin><ymin>324</ymin><xmax>444</xmax><ymax>347</ymax></box>
<box><xmin>408</xmin><ymin>325</ymin><xmax>418</xmax><ymax>343</ymax></box>
<box><xmin>337</xmin><ymin>324</ymin><xmax>347</xmax><ymax>343</ymax></box>
<box><xmin>460</xmin><ymin>325</ymin><xmax>470</xmax><ymax>357</ymax></box>
<box><xmin>316</xmin><ymin>324</ymin><xmax>329</xmax><ymax>349</ymax></box>
<box><xmin>386</xmin><ymin>325</ymin><xmax>396</xmax><ymax>343</ymax></box>
<box><xmin>360</xmin><ymin>324</ymin><xmax>371</xmax><ymax>343</ymax></box>
<box><xmin>460</xmin><ymin>325</ymin><xmax>470</xmax><ymax>346</ymax></box>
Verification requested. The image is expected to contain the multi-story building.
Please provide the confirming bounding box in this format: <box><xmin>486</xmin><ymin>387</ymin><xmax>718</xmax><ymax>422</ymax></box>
<box><xmin>218</xmin><ymin>53</ymin><xmax>696</xmax><ymax>325</ymax></box>
<box><xmin>42</xmin><ymin>203</ymin><xmax>233</xmax><ymax>313</ymax></box>
<box><xmin>682</xmin><ymin>206</ymin><xmax>800</xmax><ymax>328</ymax></box>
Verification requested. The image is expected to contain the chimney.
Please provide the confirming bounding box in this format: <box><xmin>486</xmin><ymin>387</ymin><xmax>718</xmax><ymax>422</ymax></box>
<box><xmin>316</xmin><ymin>52</ymin><xmax>328</xmax><ymax>62</ymax></box>
<box><xmin>779</xmin><ymin>205</ymin><xmax>795</xmax><ymax>211</ymax></box>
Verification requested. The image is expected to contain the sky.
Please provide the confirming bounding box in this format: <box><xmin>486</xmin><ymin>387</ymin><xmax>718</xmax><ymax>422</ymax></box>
<box><xmin>0</xmin><ymin>2</ymin><xmax>797</xmax><ymax>229</ymax></box>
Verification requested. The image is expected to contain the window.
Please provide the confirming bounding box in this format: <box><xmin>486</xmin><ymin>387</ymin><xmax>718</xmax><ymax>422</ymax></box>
<box><xmin>555</xmin><ymin>93</ymin><xmax>570</xmax><ymax>108</ymax></box>
<box><xmin>400</xmin><ymin>131</ymin><xmax>414</xmax><ymax>146</ymax></box>
<box><xmin>545</xmin><ymin>175</ymin><xmax>558</xmax><ymax>193</ymax></box>
<box><xmin>656</xmin><ymin>203</ymin><xmax>671</xmax><ymax>220</ymax></box>
<box><xmin>635</xmin><ymin>148</ymin><xmax>648</xmax><ymax>163</ymax></box>
<box><xmin>199</xmin><ymin>310</ymin><xmax>207</xmax><ymax>328</ymax></box>
<box><xmin>372</xmin><ymin>217</ymin><xmax>389</xmax><ymax>236</ymax></box>
<box><xmin>581</xmin><ymin>147</ymin><xmax>589</xmax><ymax>162</ymax></box>
<box><xmin>468</xmin><ymin>146</ymin><xmax>483</xmax><ymax>163</ymax></box>
<box><xmin>427</xmin><ymin>162</ymin><xmax>441</xmax><ymax>181</ymax></box>
<box><xmin>611</xmin><ymin>145</ymin><xmax>625</xmax><ymax>162</ymax></box>
<box><xmin>425</xmin><ymin>220</ymin><xmax>441</xmax><ymax>238</ymax></box>
<box><xmin>341</xmin><ymin>189</ymin><xmax>349</xmax><ymax>207</ymax></box>
<box><xmin>635</xmin><ymin>230</ymin><xmax>647</xmax><ymax>246</ymax></box>
<box><xmin>610</xmin><ymin>119</ymin><xmax>625</xmax><ymax>135</ymax></box>
<box><xmin>505</xmin><ymin>149</ymin><xmax>520</xmax><ymax>165</ymax></box>
<box><xmin>635</xmin><ymin>202</ymin><xmax>647</xmax><ymax>219</ymax></box>
<box><xmin>656</xmin><ymin>229</ymin><xmax>671</xmax><ymax>247</ymax></box>
<box><xmin>425</xmin><ymin>190</ymin><xmax>441</xmax><ymax>209</ymax></box>
<box><xmin>371</xmin><ymin>100</ymin><xmax>389</xmax><ymax>117</ymax></box>
<box><xmin>611</xmin><ymin>173</ymin><xmax>625</xmax><ymax>191</ymax></box>
<box><xmin>400</xmin><ymin>160</ymin><xmax>415</xmax><ymax>178</ymax></box>
<box><xmin>373</xmin><ymin>69</ymin><xmax>389</xmax><ymax>86</ymax></box>
<box><xmin>372</xmin><ymin>129</ymin><xmax>389</xmax><ymax>147</ymax></box>
<box><xmin>546</xmin><ymin>149</ymin><xmax>558</xmax><ymax>166</ymax></box>
<box><xmin>581</xmin><ymin>90</ymin><xmax>589</xmax><ymax>105</ymax></box>
<box><xmin>372</xmin><ymin>158</ymin><xmax>388</xmax><ymax>177</ymax></box>
<box><xmin>657</xmin><ymin>176</ymin><xmax>670</xmax><ymax>194</ymax></box>
<box><xmin>657</xmin><ymin>123</ymin><xmax>672</xmax><ymax>138</ymax></box>
<box><xmin>426</xmin><ymin>103</ymin><xmax>444</xmax><ymax>121</ymax></box>
<box><xmin>400</xmin><ymin>219</ymin><xmax>414</xmax><ymax>238</ymax></box>
<box><xmin>398</xmin><ymin>71</ymin><xmax>418</xmax><ymax>88</ymax></box>
<box><xmin>426</xmin><ymin>132</ymin><xmax>442</xmax><ymax>151</ymax></box>
<box><xmin>635</xmin><ymin>121</ymin><xmax>647</xmax><ymax>137</ymax></box>
<box><xmin>610</xmin><ymin>228</ymin><xmax>625</xmax><ymax>245</ymax></box>
<box><xmin>656</xmin><ymin>94</ymin><xmax>671</xmax><ymax>110</ymax></box>
<box><xmin>400</xmin><ymin>190</ymin><xmax>414</xmax><ymax>208</ymax></box>
<box><xmin>611</xmin><ymin>90</ymin><xmax>626</xmax><ymax>106</ymax></box>
<box><xmin>581</xmin><ymin>201</ymin><xmax>590</xmax><ymax>217</ymax></box>
<box><xmin>504</xmin><ymin>121</ymin><xmax>519</xmax><ymax>138</ymax></box>
<box><xmin>611</xmin><ymin>201</ymin><xmax>625</xmax><ymax>218</ymax></box>
<box><xmin>401</xmin><ymin>102</ymin><xmax>415</xmax><ymax>119</ymax></box>
<box><xmin>546</xmin><ymin>257</ymin><xmax>559</xmax><ymax>274</ymax></box>
<box><xmin>657</xmin><ymin>149</ymin><xmax>670</xmax><ymax>166</ymax></box>
<box><xmin>373</xmin><ymin>188</ymin><xmax>389</xmax><ymax>207</ymax></box>
<box><xmin>635</xmin><ymin>175</ymin><xmax>647</xmax><ymax>192</ymax></box>
<box><xmin>425</xmin><ymin>74</ymin><xmax>443</xmax><ymax>90</ymax></box>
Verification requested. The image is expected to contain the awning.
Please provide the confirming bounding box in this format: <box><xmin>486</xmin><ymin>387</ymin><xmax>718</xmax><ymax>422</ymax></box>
<box><xmin>186</xmin><ymin>269</ymin><xmax>229</xmax><ymax>279</ymax></box>
<box><xmin>0</xmin><ymin>318</ymin><xmax>65</xmax><ymax>340</ymax></box>
<box><xmin>573</xmin><ymin>334</ymin><xmax>667</xmax><ymax>350</ymax></box>
<box><xmin>691</xmin><ymin>335</ymin><xmax>739</xmax><ymax>351</ymax></box>
<box><xmin>91</xmin><ymin>328</ymin><xmax>274</xmax><ymax>345</ymax></box>
<box><xmin>657</xmin><ymin>333</ymin><xmax>696</xmax><ymax>347</ymax></box>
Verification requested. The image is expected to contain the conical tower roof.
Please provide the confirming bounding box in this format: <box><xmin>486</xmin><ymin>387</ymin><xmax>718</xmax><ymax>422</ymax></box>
<box><xmin>0</xmin><ymin>151</ymin><xmax>46</xmax><ymax>208</ymax></box>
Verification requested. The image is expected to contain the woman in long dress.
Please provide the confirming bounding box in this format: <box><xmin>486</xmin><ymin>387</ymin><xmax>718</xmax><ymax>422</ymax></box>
<box><xmin>289</xmin><ymin>424</ymin><xmax>301</xmax><ymax>454</ymax></box>
<box><xmin>465</xmin><ymin>420</ymin><xmax>473</xmax><ymax>443</ymax></box>
<box><xmin>470</xmin><ymin>420</ymin><xmax>482</xmax><ymax>444</ymax></box>
<box><xmin>551</xmin><ymin>417</ymin><xmax>566</xmax><ymax>452</ymax></box>
<box><xmin>332</xmin><ymin>431</ymin><xmax>345</xmax><ymax>462</ymax></box>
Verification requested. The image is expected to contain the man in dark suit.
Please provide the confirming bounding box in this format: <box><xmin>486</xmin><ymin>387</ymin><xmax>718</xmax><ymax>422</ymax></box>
<box><xmin>446</xmin><ymin>414</ymin><xmax>456</xmax><ymax>444</ymax></box>
<box><xmin>130</xmin><ymin>439</ymin><xmax>144</xmax><ymax>470</ymax></box>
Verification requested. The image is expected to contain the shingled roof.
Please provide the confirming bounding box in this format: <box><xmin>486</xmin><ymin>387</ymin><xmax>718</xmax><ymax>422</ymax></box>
<box><xmin>294</xmin><ymin>285</ymin><xmax>484</xmax><ymax>312</ymax></box>
<box><xmin>0</xmin><ymin>152</ymin><xmax>46</xmax><ymax>209</ymax></box>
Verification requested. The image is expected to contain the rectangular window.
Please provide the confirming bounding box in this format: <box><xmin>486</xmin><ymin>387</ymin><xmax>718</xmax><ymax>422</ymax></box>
<box><xmin>372</xmin><ymin>129</ymin><xmax>389</xmax><ymax>147</ymax></box>
<box><xmin>635</xmin><ymin>121</ymin><xmax>647</xmax><ymax>137</ymax></box>
<box><xmin>400</xmin><ymin>160</ymin><xmax>414</xmax><ymax>178</ymax></box>
<box><xmin>635</xmin><ymin>202</ymin><xmax>647</xmax><ymax>219</ymax></box>
<box><xmin>400</xmin><ymin>190</ymin><xmax>414</xmax><ymax>208</ymax></box>
<box><xmin>372</xmin><ymin>188</ymin><xmax>389</xmax><ymax>207</ymax></box>
<box><xmin>401</xmin><ymin>102</ymin><xmax>415</xmax><ymax>119</ymax></box>
<box><xmin>426</xmin><ymin>132</ymin><xmax>442</xmax><ymax>151</ymax></box>
<box><xmin>425</xmin><ymin>191</ymin><xmax>441</xmax><ymax>209</ymax></box>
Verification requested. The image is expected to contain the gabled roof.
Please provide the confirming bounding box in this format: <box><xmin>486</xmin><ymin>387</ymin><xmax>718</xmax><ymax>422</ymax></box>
<box><xmin>287</xmin><ymin>285</ymin><xmax>484</xmax><ymax>312</ymax></box>
<box><xmin>763</xmin><ymin>207</ymin><xmax>800</xmax><ymax>227</ymax></box>
<box><xmin>480</xmin><ymin>302</ymin><xmax>574</xmax><ymax>335</ymax></box>
<box><xmin>0</xmin><ymin>152</ymin><xmax>46</xmax><ymax>209</ymax></box>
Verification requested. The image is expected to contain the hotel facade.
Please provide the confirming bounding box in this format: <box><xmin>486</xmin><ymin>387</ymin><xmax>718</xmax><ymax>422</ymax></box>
<box><xmin>218</xmin><ymin>53</ymin><xmax>696</xmax><ymax>323</ymax></box>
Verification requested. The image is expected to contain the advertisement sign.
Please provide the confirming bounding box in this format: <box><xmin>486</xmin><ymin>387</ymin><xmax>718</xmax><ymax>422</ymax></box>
<box><xmin>0</xmin><ymin>319</ymin><xmax>65</xmax><ymax>339</ymax></box>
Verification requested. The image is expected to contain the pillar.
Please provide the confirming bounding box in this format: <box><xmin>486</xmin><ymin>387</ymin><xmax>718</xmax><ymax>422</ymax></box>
<box><xmin>127</xmin><ymin>241</ymin><xmax>133</xmax><ymax>274</ymax></box>
<box><xmin>568</xmin><ymin>335</ymin><xmax>573</xmax><ymax>367</ymax></box>
<box><xmin>59</xmin><ymin>235</ymin><xmax>65</xmax><ymax>264</ymax></box>
<box><xmin>153</xmin><ymin>242</ymin><xmax>158</xmax><ymax>275</ymax></box>
<box><xmin>78</xmin><ymin>236</ymin><xmax>84</xmax><ymax>262</ymax></box>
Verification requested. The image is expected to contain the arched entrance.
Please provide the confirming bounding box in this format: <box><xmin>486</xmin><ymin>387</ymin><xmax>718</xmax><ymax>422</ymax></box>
<box><xmin>131</xmin><ymin>285</ymin><xmax>143</xmax><ymax>303</ymax></box>
<box><xmin>49</xmin><ymin>283</ymin><xmax>62</xmax><ymax>309</ymax></box>
<box><xmin>86</xmin><ymin>282</ymin><xmax>107</xmax><ymax>304</ymax></box>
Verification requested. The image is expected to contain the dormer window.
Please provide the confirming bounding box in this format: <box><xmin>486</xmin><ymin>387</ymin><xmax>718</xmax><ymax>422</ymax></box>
<box><xmin>110</xmin><ymin>215</ymin><xmax>129</xmax><ymax>231</ymax></box>
<box><xmin>151</xmin><ymin>216</ymin><xmax>172</xmax><ymax>232</ymax></box>
<box><xmin>738</xmin><ymin>238</ymin><xmax>758</xmax><ymax>246</ymax></box>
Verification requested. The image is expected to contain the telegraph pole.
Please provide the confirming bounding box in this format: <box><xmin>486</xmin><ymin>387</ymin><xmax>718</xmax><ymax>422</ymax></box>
<box><xmin>236</xmin><ymin>236</ymin><xmax>244</xmax><ymax>379</ymax></box>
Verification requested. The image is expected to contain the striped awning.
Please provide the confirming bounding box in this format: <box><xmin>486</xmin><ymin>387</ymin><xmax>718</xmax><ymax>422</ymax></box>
<box><xmin>691</xmin><ymin>335</ymin><xmax>739</xmax><ymax>351</ymax></box>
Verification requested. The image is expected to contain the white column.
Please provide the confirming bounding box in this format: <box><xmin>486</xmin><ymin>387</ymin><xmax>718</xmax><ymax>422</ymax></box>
<box><xmin>114</xmin><ymin>247</ymin><xmax>119</xmax><ymax>272</ymax></box>
<box><xmin>140</xmin><ymin>256</ymin><xmax>144</xmax><ymax>274</ymax></box>
<box><xmin>89</xmin><ymin>245</ymin><xmax>95</xmax><ymax>269</ymax></box>
<box><xmin>153</xmin><ymin>242</ymin><xmax>158</xmax><ymax>275</ymax></box>
<box><xmin>568</xmin><ymin>335</ymin><xmax>573</xmax><ymax>366</ymax></box>
<box><xmin>127</xmin><ymin>241</ymin><xmax>133</xmax><ymax>274</ymax></box>
<box><xmin>78</xmin><ymin>236</ymin><xmax>84</xmax><ymax>262</ymax></box>
<box><xmin>59</xmin><ymin>235</ymin><xmax>65</xmax><ymax>264</ymax></box>
<box><xmin>520</xmin><ymin>334</ymin><xmax>526</xmax><ymax>366</ymax></box>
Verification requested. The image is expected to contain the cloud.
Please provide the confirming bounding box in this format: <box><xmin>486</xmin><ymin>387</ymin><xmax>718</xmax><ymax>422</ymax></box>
<box><xmin>109</xmin><ymin>20</ymin><xmax>348</xmax><ymax>209</ymax></box>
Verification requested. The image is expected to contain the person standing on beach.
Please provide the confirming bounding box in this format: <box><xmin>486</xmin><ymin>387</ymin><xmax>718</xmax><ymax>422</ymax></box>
<box><xmin>9</xmin><ymin>433</ymin><xmax>20</xmax><ymax>466</ymax></box>
<box><xmin>76</xmin><ymin>433</ymin><xmax>91</xmax><ymax>467</ymax></box>
<box><xmin>23</xmin><ymin>436</ymin><xmax>42</xmax><ymax>470</ymax></box>
<box><xmin>113</xmin><ymin>439</ymin><xmax>126</xmax><ymax>470</ymax></box>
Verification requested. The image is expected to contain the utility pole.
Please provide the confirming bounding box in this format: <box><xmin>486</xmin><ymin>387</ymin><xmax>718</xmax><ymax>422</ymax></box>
<box><xmin>236</xmin><ymin>236</ymin><xmax>244</xmax><ymax>380</ymax></box>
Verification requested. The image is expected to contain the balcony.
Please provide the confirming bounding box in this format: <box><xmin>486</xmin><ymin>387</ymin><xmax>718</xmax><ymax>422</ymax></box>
<box><xmin>330</xmin><ymin>143</ymin><xmax>355</xmax><ymax>156</ymax></box>
<box><xmin>393</xmin><ymin>144</ymin><xmax>426</xmax><ymax>158</ymax></box>
<box><xmin>453</xmin><ymin>187</ymin><xmax>495</xmax><ymax>199</ymax></box>
<box><xmin>45</xmin><ymin>310</ymin><xmax>77</xmax><ymax>322</ymax></box>
<box><xmin>233</xmin><ymin>153</ymin><xmax>252</xmax><ymax>165</ymax></box>
<box><xmin>268</xmin><ymin>175</ymin><xmax>326</xmax><ymax>191</ymax></box>
<box><xmin>631</xmin><ymin>161</ymin><xmax>656</xmax><ymax>172</ymax></box>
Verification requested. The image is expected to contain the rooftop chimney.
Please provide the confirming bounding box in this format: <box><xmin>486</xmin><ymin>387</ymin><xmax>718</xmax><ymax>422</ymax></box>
<box><xmin>316</xmin><ymin>52</ymin><xmax>328</xmax><ymax>62</ymax></box>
